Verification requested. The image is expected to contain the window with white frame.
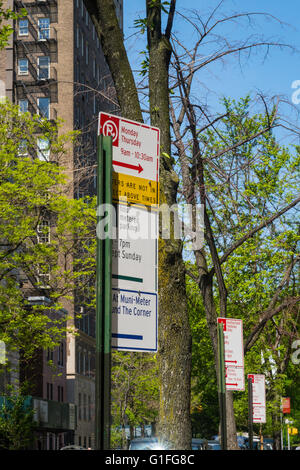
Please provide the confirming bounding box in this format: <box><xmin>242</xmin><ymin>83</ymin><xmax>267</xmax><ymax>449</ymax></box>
<box><xmin>19</xmin><ymin>19</ymin><xmax>28</xmax><ymax>36</ymax></box>
<box><xmin>19</xmin><ymin>99</ymin><xmax>28</xmax><ymax>114</ymax></box>
<box><xmin>18</xmin><ymin>58</ymin><xmax>28</xmax><ymax>75</ymax></box>
<box><xmin>38</xmin><ymin>56</ymin><xmax>50</xmax><ymax>80</ymax></box>
<box><xmin>37</xmin><ymin>97</ymin><xmax>50</xmax><ymax>119</ymax></box>
<box><xmin>37</xmin><ymin>264</ymin><xmax>51</xmax><ymax>287</ymax></box>
<box><xmin>37</xmin><ymin>219</ymin><xmax>50</xmax><ymax>243</ymax></box>
<box><xmin>18</xmin><ymin>139</ymin><xmax>28</xmax><ymax>156</ymax></box>
<box><xmin>38</xmin><ymin>18</ymin><xmax>50</xmax><ymax>40</ymax></box>
<box><xmin>37</xmin><ymin>137</ymin><xmax>50</xmax><ymax>160</ymax></box>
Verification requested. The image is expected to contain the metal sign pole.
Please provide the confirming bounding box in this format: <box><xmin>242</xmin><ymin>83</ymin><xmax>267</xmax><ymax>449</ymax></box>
<box><xmin>248</xmin><ymin>377</ymin><xmax>253</xmax><ymax>450</ymax></box>
<box><xmin>95</xmin><ymin>135</ymin><xmax>112</xmax><ymax>450</ymax></box>
<box><xmin>217</xmin><ymin>322</ymin><xmax>227</xmax><ymax>450</ymax></box>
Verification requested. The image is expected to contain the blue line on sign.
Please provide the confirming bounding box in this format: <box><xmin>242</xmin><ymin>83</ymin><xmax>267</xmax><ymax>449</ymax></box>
<box><xmin>112</xmin><ymin>333</ymin><xmax>143</xmax><ymax>341</ymax></box>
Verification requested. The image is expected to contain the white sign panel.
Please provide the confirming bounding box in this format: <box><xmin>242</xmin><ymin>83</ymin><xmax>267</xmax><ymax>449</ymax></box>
<box><xmin>218</xmin><ymin>318</ymin><xmax>245</xmax><ymax>391</ymax></box>
<box><xmin>112</xmin><ymin>288</ymin><xmax>158</xmax><ymax>352</ymax></box>
<box><xmin>218</xmin><ymin>318</ymin><xmax>244</xmax><ymax>367</ymax></box>
<box><xmin>248</xmin><ymin>374</ymin><xmax>266</xmax><ymax>423</ymax></box>
<box><xmin>98</xmin><ymin>112</ymin><xmax>160</xmax><ymax>352</ymax></box>
<box><xmin>112</xmin><ymin>204</ymin><xmax>158</xmax><ymax>293</ymax></box>
<box><xmin>98</xmin><ymin>112</ymin><xmax>160</xmax><ymax>183</ymax></box>
<box><xmin>225</xmin><ymin>364</ymin><xmax>245</xmax><ymax>391</ymax></box>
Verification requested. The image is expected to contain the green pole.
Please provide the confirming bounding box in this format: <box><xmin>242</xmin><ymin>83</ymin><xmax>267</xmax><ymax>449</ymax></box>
<box><xmin>217</xmin><ymin>322</ymin><xmax>227</xmax><ymax>450</ymax></box>
<box><xmin>248</xmin><ymin>376</ymin><xmax>254</xmax><ymax>450</ymax></box>
<box><xmin>95</xmin><ymin>135</ymin><xmax>112</xmax><ymax>450</ymax></box>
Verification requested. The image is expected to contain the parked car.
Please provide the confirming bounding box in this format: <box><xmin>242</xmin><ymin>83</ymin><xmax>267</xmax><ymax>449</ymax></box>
<box><xmin>207</xmin><ymin>440</ymin><xmax>221</xmax><ymax>450</ymax></box>
<box><xmin>130</xmin><ymin>437</ymin><xmax>213</xmax><ymax>450</ymax></box>
<box><xmin>191</xmin><ymin>438</ymin><xmax>207</xmax><ymax>450</ymax></box>
<box><xmin>60</xmin><ymin>445</ymin><xmax>89</xmax><ymax>450</ymax></box>
<box><xmin>129</xmin><ymin>438</ymin><xmax>163</xmax><ymax>450</ymax></box>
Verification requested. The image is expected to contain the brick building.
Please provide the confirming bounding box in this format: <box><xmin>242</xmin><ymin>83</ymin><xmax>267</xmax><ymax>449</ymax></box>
<box><xmin>0</xmin><ymin>0</ymin><xmax>123</xmax><ymax>449</ymax></box>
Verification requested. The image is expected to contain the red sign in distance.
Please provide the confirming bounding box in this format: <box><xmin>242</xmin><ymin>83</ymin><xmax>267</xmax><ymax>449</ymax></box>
<box><xmin>282</xmin><ymin>397</ymin><xmax>291</xmax><ymax>414</ymax></box>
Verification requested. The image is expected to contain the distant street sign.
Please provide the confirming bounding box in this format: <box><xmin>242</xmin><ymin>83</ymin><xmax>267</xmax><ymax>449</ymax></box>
<box><xmin>218</xmin><ymin>318</ymin><xmax>245</xmax><ymax>391</ymax></box>
<box><xmin>248</xmin><ymin>374</ymin><xmax>266</xmax><ymax>423</ymax></box>
<box><xmin>98</xmin><ymin>112</ymin><xmax>160</xmax><ymax>352</ymax></box>
<box><xmin>99</xmin><ymin>112</ymin><xmax>160</xmax><ymax>207</ymax></box>
<box><xmin>282</xmin><ymin>397</ymin><xmax>291</xmax><ymax>414</ymax></box>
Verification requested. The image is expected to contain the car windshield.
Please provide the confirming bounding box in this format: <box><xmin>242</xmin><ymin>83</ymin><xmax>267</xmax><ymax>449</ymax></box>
<box><xmin>129</xmin><ymin>439</ymin><xmax>159</xmax><ymax>450</ymax></box>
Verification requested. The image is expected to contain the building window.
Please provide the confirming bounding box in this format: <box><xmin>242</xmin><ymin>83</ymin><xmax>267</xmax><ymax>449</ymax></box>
<box><xmin>77</xmin><ymin>349</ymin><xmax>81</xmax><ymax>374</ymax></box>
<box><xmin>38</xmin><ymin>56</ymin><xmax>50</xmax><ymax>80</ymax></box>
<box><xmin>37</xmin><ymin>219</ymin><xmax>50</xmax><ymax>243</ymax></box>
<box><xmin>19</xmin><ymin>19</ymin><xmax>28</xmax><ymax>36</ymax></box>
<box><xmin>78</xmin><ymin>393</ymin><xmax>81</xmax><ymax>420</ymax></box>
<box><xmin>18</xmin><ymin>99</ymin><xmax>28</xmax><ymax>114</ymax></box>
<box><xmin>83</xmin><ymin>394</ymin><xmax>86</xmax><ymax>421</ymax></box>
<box><xmin>58</xmin><ymin>342</ymin><xmax>64</xmax><ymax>366</ymax></box>
<box><xmin>37</xmin><ymin>97</ymin><xmax>50</xmax><ymax>119</ymax></box>
<box><xmin>47</xmin><ymin>382</ymin><xmax>53</xmax><ymax>400</ymax></box>
<box><xmin>76</xmin><ymin>25</ymin><xmax>79</xmax><ymax>48</ymax></box>
<box><xmin>37</xmin><ymin>265</ymin><xmax>50</xmax><ymax>287</ymax></box>
<box><xmin>18</xmin><ymin>58</ymin><xmax>28</xmax><ymax>75</ymax></box>
<box><xmin>85</xmin><ymin>42</ymin><xmax>89</xmax><ymax>64</ymax></box>
<box><xmin>37</xmin><ymin>137</ymin><xmax>50</xmax><ymax>160</ymax></box>
<box><xmin>82</xmin><ymin>352</ymin><xmax>86</xmax><ymax>375</ymax></box>
<box><xmin>18</xmin><ymin>139</ymin><xmax>28</xmax><ymax>156</ymax></box>
<box><xmin>58</xmin><ymin>386</ymin><xmax>64</xmax><ymax>402</ymax></box>
<box><xmin>88</xmin><ymin>396</ymin><xmax>91</xmax><ymax>421</ymax></box>
<box><xmin>38</xmin><ymin>18</ymin><xmax>50</xmax><ymax>40</ymax></box>
<box><xmin>47</xmin><ymin>348</ymin><xmax>54</xmax><ymax>362</ymax></box>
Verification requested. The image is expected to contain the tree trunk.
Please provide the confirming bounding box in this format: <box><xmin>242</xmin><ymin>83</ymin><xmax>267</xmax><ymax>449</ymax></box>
<box><xmin>86</xmin><ymin>0</ymin><xmax>192</xmax><ymax>449</ymax></box>
<box><xmin>147</xmin><ymin>0</ymin><xmax>192</xmax><ymax>450</ymax></box>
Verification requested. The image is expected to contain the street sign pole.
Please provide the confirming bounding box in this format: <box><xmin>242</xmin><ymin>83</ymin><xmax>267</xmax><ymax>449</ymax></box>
<box><xmin>96</xmin><ymin>135</ymin><xmax>112</xmax><ymax>450</ymax></box>
<box><xmin>248</xmin><ymin>376</ymin><xmax>253</xmax><ymax>450</ymax></box>
<box><xmin>217</xmin><ymin>321</ymin><xmax>227</xmax><ymax>450</ymax></box>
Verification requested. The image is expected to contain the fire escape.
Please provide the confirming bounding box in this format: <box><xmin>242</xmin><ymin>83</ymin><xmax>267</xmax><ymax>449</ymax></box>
<box><xmin>14</xmin><ymin>0</ymin><xmax>58</xmax><ymax>120</ymax></box>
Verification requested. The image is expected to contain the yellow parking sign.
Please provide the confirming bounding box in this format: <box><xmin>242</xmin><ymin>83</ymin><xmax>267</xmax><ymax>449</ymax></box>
<box><xmin>112</xmin><ymin>172</ymin><xmax>159</xmax><ymax>207</ymax></box>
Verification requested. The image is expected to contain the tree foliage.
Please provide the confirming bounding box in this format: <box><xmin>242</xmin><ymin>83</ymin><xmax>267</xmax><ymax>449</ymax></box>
<box><xmin>0</xmin><ymin>2</ymin><xmax>26</xmax><ymax>49</ymax></box>
<box><xmin>184</xmin><ymin>96</ymin><xmax>299</xmax><ymax>445</ymax></box>
<box><xmin>0</xmin><ymin>101</ymin><xmax>97</xmax><ymax>362</ymax></box>
<box><xmin>0</xmin><ymin>391</ymin><xmax>36</xmax><ymax>450</ymax></box>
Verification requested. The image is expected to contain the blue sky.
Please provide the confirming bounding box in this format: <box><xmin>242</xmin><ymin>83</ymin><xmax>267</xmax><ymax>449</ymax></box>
<box><xmin>123</xmin><ymin>0</ymin><xmax>300</xmax><ymax>143</ymax></box>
